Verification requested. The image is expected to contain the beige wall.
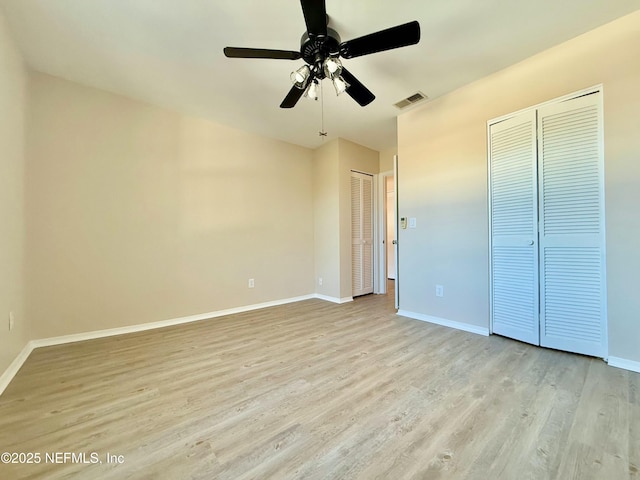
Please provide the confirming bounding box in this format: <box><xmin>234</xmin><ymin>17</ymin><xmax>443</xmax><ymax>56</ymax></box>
<box><xmin>0</xmin><ymin>12</ymin><xmax>29</xmax><ymax>374</ymax></box>
<box><xmin>26</xmin><ymin>73</ymin><xmax>315</xmax><ymax>339</ymax></box>
<box><xmin>379</xmin><ymin>146</ymin><xmax>397</xmax><ymax>173</ymax></box>
<box><xmin>398</xmin><ymin>11</ymin><xmax>640</xmax><ymax>362</ymax></box>
<box><xmin>313</xmin><ymin>140</ymin><xmax>341</xmax><ymax>299</ymax></box>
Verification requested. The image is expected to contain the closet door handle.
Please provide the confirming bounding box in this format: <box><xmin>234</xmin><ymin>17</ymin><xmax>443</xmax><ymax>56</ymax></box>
<box><xmin>529</xmin><ymin>240</ymin><xmax>535</xmax><ymax>245</ymax></box>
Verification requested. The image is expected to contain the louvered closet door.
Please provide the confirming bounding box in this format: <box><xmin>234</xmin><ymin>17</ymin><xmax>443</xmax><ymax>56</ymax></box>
<box><xmin>490</xmin><ymin>111</ymin><xmax>540</xmax><ymax>345</ymax></box>
<box><xmin>538</xmin><ymin>93</ymin><xmax>606</xmax><ymax>357</ymax></box>
<box><xmin>351</xmin><ymin>172</ymin><xmax>373</xmax><ymax>297</ymax></box>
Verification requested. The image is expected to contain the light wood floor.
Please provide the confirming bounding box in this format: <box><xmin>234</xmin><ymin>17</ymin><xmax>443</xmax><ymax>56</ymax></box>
<box><xmin>1</xmin><ymin>288</ymin><xmax>638</xmax><ymax>479</ymax></box>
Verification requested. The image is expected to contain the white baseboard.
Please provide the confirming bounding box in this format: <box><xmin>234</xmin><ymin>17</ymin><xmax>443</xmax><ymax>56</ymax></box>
<box><xmin>607</xmin><ymin>356</ymin><xmax>640</xmax><ymax>374</ymax></box>
<box><xmin>397</xmin><ymin>310</ymin><xmax>490</xmax><ymax>337</ymax></box>
<box><xmin>0</xmin><ymin>341</ymin><xmax>35</xmax><ymax>397</ymax></box>
<box><xmin>32</xmin><ymin>294</ymin><xmax>317</xmax><ymax>349</ymax></box>
<box><xmin>314</xmin><ymin>294</ymin><xmax>353</xmax><ymax>304</ymax></box>
<box><xmin>1</xmin><ymin>293</ymin><xmax>316</xmax><ymax>396</ymax></box>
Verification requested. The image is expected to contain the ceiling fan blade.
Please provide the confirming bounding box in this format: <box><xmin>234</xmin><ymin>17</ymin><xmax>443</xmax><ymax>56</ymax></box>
<box><xmin>339</xmin><ymin>21</ymin><xmax>420</xmax><ymax>59</ymax></box>
<box><xmin>340</xmin><ymin>68</ymin><xmax>375</xmax><ymax>107</ymax></box>
<box><xmin>300</xmin><ymin>0</ymin><xmax>327</xmax><ymax>39</ymax></box>
<box><xmin>224</xmin><ymin>47</ymin><xmax>301</xmax><ymax>60</ymax></box>
<box><xmin>280</xmin><ymin>85</ymin><xmax>307</xmax><ymax>108</ymax></box>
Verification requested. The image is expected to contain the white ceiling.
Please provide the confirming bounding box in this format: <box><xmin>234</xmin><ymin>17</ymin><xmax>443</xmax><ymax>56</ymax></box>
<box><xmin>1</xmin><ymin>1</ymin><xmax>638</xmax><ymax>151</ymax></box>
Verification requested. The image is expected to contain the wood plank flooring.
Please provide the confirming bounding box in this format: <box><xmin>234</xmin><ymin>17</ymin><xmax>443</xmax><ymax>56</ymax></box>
<box><xmin>1</xmin><ymin>289</ymin><xmax>638</xmax><ymax>479</ymax></box>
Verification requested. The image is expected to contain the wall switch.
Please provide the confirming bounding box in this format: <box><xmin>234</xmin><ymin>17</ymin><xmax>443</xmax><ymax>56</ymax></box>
<box><xmin>409</xmin><ymin>217</ymin><xmax>417</xmax><ymax>228</ymax></box>
<box><xmin>9</xmin><ymin>311</ymin><xmax>15</xmax><ymax>331</ymax></box>
<box><xmin>318</xmin><ymin>277</ymin><xmax>323</xmax><ymax>286</ymax></box>
<box><xmin>248</xmin><ymin>278</ymin><xmax>255</xmax><ymax>288</ymax></box>
<box><xmin>436</xmin><ymin>285</ymin><xmax>444</xmax><ymax>297</ymax></box>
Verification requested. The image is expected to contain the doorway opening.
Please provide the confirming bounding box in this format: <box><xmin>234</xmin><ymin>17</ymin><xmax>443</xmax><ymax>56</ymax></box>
<box><xmin>376</xmin><ymin>168</ymin><xmax>398</xmax><ymax>308</ymax></box>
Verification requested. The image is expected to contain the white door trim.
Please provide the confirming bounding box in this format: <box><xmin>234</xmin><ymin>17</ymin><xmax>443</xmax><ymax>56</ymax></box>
<box><xmin>376</xmin><ymin>169</ymin><xmax>393</xmax><ymax>294</ymax></box>
<box><xmin>394</xmin><ymin>155</ymin><xmax>399</xmax><ymax>309</ymax></box>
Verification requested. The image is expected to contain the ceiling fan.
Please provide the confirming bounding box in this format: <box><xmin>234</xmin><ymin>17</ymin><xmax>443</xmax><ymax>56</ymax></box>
<box><xmin>223</xmin><ymin>0</ymin><xmax>420</xmax><ymax>108</ymax></box>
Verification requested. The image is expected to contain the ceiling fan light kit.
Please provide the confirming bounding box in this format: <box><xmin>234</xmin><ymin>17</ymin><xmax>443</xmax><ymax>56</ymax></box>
<box><xmin>224</xmin><ymin>0</ymin><xmax>420</xmax><ymax>109</ymax></box>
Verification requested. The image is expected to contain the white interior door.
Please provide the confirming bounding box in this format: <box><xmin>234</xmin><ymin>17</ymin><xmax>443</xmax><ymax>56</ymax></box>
<box><xmin>489</xmin><ymin>110</ymin><xmax>540</xmax><ymax>345</ymax></box>
<box><xmin>538</xmin><ymin>92</ymin><xmax>607</xmax><ymax>357</ymax></box>
<box><xmin>352</xmin><ymin>172</ymin><xmax>374</xmax><ymax>297</ymax></box>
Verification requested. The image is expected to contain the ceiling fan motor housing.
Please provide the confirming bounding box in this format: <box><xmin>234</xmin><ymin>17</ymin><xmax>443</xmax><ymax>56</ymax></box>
<box><xmin>300</xmin><ymin>27</ymin><xmax>341</xmax><ymax>74</ymax></box>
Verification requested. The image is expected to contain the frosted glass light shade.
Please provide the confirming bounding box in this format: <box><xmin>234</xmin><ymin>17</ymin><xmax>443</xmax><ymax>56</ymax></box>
<box><xmin>332</xmin><ymin>76</ymin><xmax>349</xmax><ymax>95</ymax></box>
<box><xmin>306</xmin><ymin>80</ymin><xmax>319</xmax><ymax>100</ymax></box>
<box><xmin>290</xmin><ymin>65</ymin><xmax>311</xmax><ymax>89</ymax></box>
<box><xmin>323</xmin><ymin>57</ymin><xmax>342</xmax><ymax>79</ymax></box>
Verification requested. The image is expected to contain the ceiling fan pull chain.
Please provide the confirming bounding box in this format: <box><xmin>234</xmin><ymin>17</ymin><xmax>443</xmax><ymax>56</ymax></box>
<box><xmin>319</xmin><ymin>80</ymin><xmax>328</xmax><ymax>138</ymax></box>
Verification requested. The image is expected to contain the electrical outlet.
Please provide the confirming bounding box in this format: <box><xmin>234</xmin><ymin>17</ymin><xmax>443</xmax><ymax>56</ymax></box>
<box><xmin>435</xmin><ymin>285</ymin><xmax>444</xmax><ymax>297</ymax></box>
<box><xmin>318</xmin><ymin>277</ymin><xmax>323</xmax><ymax>286</ymax></box>
<box><xmin>248</xmin><ymin>278</ymin><xmax>255</xmax><ymax>288</ymax></box>
<box><xmin>9</xmin><ymin>311</ymin><xmax>15</xmax><ymax>331</ymax></box>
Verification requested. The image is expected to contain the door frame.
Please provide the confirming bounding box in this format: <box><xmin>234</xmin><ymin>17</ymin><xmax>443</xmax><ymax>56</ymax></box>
<box><xmin>375</xmin><ymin>161</ymin><xmax>399</xmax><ymax>309</ymax></box>
<box><xmin>376</xmin><ymin>169</ymin><xmax>394</xmax><ymax>294</ymax></box>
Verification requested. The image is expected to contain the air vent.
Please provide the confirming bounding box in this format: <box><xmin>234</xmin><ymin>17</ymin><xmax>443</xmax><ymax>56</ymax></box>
<box><xmin>394</xmin><ymin>91</ymin><xmax>428</xmax><ymax>110</ymax></box>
